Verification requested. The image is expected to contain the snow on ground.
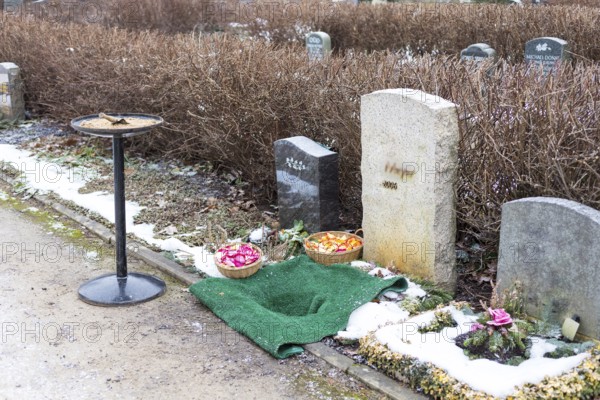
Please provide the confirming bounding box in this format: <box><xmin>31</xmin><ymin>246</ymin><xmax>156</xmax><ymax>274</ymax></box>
<box><xmin>368</xmin><ymin>267</ymin><xmax>396</xmax><ymax>279</ymax></box>
<box><xmin>404</xmin><ymin>279</ymin><xmax>427</xmax><ymax>298</ymax></box>
<box><xmin>337</xmin><ymin>302</ymin><xmax>410</xmax><ymax>340</ymax></box>
<box><xmin>0</xmin><ymin>144</ymin><xmax>224</xmax><ymax>277</ymax></box>
<box><xmin>365</xmin><ymin>267</ymin><xmax>427</xmax><ymax>297</ymax></box>
<box><xmin>374</xmin><ymin>306</ymin><xmax>589</xmax><ymax>399</ymax></box>
<box><xmin>0</xmin><ymin>144</ymin><xmax>143</xmax><ymax>229</ymax></box>
<box><xmin>339</xmin><ymin>272</ymin><xmax>590</xmax><ymax>399</ymax></box>
<box><xmin>337</xmin><ymin>275</ymin><xmax>426</xmax><ymax>340</ymax></box>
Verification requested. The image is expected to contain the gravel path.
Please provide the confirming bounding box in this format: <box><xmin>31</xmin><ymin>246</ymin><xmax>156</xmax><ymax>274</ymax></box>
<box><xmin>0</xmin><ymin>192</ymin><xmax>385</xmax><ymax>400</ymax></box>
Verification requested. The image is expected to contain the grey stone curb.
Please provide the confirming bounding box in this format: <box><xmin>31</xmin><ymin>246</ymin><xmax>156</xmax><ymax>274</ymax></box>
<box><xmin>0</xmin><ymin>175</ymin><xmax>425</xmax><ymax>400</ymax></box>
<box><xmin>304</xmin><ymin>343</ymin><xmax>425</xmax><ymax>400</ymax></box>
<box><xmin>47</xmin><ymin>199</ymin><xmax>199</xmax><ymax>286</ymax></box>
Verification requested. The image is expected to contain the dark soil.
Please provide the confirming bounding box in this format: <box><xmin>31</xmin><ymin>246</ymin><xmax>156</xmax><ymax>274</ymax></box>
<box><xmin>16</xmin><ymin>128</ymin><xmax>271</xmax><ymax>246</ymax></box>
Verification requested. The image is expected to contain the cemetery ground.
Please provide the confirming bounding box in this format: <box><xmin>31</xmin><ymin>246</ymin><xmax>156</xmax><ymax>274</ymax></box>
<box><xmin>2</xmin><ymin>2</ymin><xmax>600</xmax><ymax>395</ymax></box>
<box><xmin>0</xmin><ymin>119</ymin><xmax>492</xmax><ymax>399</ymax></box>
<box><xmin>0</xmin><ymin>178</ymin><xmax>387</xmax><ymax>400</ymax></box>
<box><xmin>6</xmin><ymin>119</ymin><xmax>600</xmax><ymax>399</ymax></box>
<box><xmin>0</xmin><ymin>120</ymin><xmax>491</xmax><ymax>302</ymax></box>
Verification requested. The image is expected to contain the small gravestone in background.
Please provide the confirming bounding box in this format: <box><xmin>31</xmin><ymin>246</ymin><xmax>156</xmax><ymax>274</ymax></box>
<box><xmin>3</xmin><ymin>0</ymin><xmax>23</xmax><ymax>13</ymax></box>
<box><xmin>525</xmin><ymin>37</ymin><xmax>570</xmax><ymax>75</ymax></box>
<box><xmin>0</xmin><ymin>62</ymin><xmax>25</xmax><ymax>122</ymax></box>
<box><xmin>460</xmin><ymin>43</ymin><xmax>497</xmax><ymax>62</ymax></box>
<box><xmin>497</xmin><ymin>197</ymin><xmax>600</xmax><ymax>340</ymax></box>
<box><xmin>361</xmin><ymin>89</ymin><xmax>459</xmax><ymax>292</ymax></box>
<box><xmin>305</xmin><ymin>32</ymin><xmax>331</xmax><ymax>61</ymax></box>
<box><xmin>274</xmin><ymin>136</ymin><xmax>339</xmax><ymax>232</ymax></box>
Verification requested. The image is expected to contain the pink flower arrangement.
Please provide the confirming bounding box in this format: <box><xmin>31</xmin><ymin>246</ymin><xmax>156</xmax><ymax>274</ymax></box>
<box><xmin>216</xmin><ymin>244</ymin><xmax>260</xmax><ymax>268</ymax></box>
<box><xmin>486</xmin><ymin>308</ymin><xmax>513</xmax><ymax>327</ymax></box>
<box><xmin>470</xmin><ymin>322</ymin><xmax>485</xmax><ymax>332</ymax></box>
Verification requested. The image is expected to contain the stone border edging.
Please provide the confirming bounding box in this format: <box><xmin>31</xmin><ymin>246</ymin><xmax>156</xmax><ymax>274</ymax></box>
<box><xmin>0</xmin><ymin>174</ymin><xmax>425</xmax><ymax>400</ymax></box>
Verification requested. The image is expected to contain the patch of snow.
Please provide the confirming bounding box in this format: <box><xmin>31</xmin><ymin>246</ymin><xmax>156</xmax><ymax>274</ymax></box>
<box><xmin>404</xmin><ymin>279</ymin><xmax>427</xmax><ymax>298</ymax></box>
<box><xmin>159</xmin><ymin>225</ymin><xmax>178</xmax><ymax>235</ymax></box>
<box><xmin>24</xmin><ymin>206</ymin><xmax>39</xmax><ymax>213</ymax></box>
<box><xmin>368</xmin><ymin>267</ymin><xmax>395</xmax><ymax>279</ymax></box>
<box><xmin>0</xmin><ymin>145</ymin><xmax>144</xmax><ymax>231</ymax></box>
<box><xmin>382</xmin><ymin>290</ymin><xmax>400</xmax><ymax>300</ymax></box>
<box><xmin>249</xmin><ymin>227</ymin><xmax>271</xmax><ymax>243</ymax></box>
<box><xmin>0</xmin><ymin>190</ymin><xmax>8</xmax><ymax>201</ymax></box>
<box><xmin>374</xmin><ymin>307</ymin><xmax>589</xmax><ymax>399</ymax></box>
<box><xmin>350</xmin><ymin>260</ymin><xmax>372</xmax><ymax>269</ymax></box>
<box><xmin>0</xmin><ymin>145</ymin><xmax>228</xmax><ymax>278</ymax></box>
<box><xmin>50</xmin><ymin>221</ymin><xmax>66</xmax><ymax>230</ymax></box>
<box><xmin>337</xmin><ymin>302</ymin><xmax>410</xmax><ymax>340</ymax></box>
<box><xmin>529</xmin><ymin>339</ymin><xmax>557</xmax><ymax>359</ymax></box>
<box><xmin>131</xmin><ymin>223</ymin><xmax>224</xmax><ymax>278</ymax></box>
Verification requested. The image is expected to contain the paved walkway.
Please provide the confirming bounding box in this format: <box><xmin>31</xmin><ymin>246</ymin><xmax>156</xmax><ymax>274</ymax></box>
<box><xmin>0</xmin><ymin>203</ymin><xmax>384</xmax><ymax>400</ymax></box>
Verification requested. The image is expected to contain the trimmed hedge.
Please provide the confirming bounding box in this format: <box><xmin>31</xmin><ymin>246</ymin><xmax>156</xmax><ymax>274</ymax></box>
<box><xmin>10</xmin><ymin>1</ymin><xmax>600</xmax><ymax>61</ymax></box>
<box><xmin>1</xmin><ymin>19</ymin><xmax>599</xmax><ymax>248</ymax></box>
<box><xmin>359</xmin><ymin>336</ymin><xmax>600</xmax><ymax>399</ymax></box>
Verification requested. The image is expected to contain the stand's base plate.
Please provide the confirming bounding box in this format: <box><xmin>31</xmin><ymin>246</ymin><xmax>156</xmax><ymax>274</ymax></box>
<box><xmin>79</xmin><ymin>273</ymin><xmax>166</xmax><ymax>306</ymax></box>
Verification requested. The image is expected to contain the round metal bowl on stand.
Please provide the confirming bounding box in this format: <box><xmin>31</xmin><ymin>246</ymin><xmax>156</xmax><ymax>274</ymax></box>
<box><xmin>70</xmin><ymin>113</ymin><xmax>166</xmax><ymax>306</ymax></box>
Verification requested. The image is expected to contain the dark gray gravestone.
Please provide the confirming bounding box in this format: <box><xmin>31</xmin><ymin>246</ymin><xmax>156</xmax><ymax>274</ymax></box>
<box><xmin>496</xmin><ymin>197</ymin><xmax>600</xmax><ymax>340</ymax></box>
<box><xmin>305</xmin><ymin>32</ymin><xmax>331</xmax><ymax>61</ymax></box>
<box><xmin>274</xmin><ymin>136</ymin><xmax>339</xmax><ymax>232</ymax></box>
<box><xmin>460</xmin><ymin>43</ymin><xmax>497</xmax><ymax>62</ymax></box>
<box><xmin>525</xmin><ymin>37</ymin><xmax>569</xmax><ymax>75</ymax></box>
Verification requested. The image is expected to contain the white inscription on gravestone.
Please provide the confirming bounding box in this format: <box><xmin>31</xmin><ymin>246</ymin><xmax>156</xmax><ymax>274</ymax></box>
<box><xmin>536</xmin><ymin>43</ymin><xmax>551</xmax><ymax>52</ymax></box>
<box><xmin>285</xmin><ymin>157</ymin><xmax>307</xmax><ymax>171</ymax></box>
<box><xmin>283</xmin><ymin>157</ymin><xmax>309</xmax><ymax>191</ymax></box>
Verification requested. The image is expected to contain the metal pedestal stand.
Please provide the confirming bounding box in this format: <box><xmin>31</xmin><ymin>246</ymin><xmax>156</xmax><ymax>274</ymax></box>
<box><xmin>71</xmin><ymin>113</ymin><xmax>166</xmax><ymax>306</ymax></box>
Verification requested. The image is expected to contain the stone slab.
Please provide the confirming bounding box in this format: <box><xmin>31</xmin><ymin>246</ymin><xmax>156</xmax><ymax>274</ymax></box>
<box><xmin>274</xmin><ymin>136</ymin><xmax>339</xmax><ymax>232</ymax></box>
<box><xmin>0</xmin><ymin>62</ymin><xmax>24</xmax><ymax>122</ymax></box>
<box><xmin>497</xmin><ymin>197</ymin><xmax>600</xmax><ymax>340</ymax></box>
<box><xmin>460</xmin><ymin>43</ymin><xmax>497</xmax><ymax>62</ymax></box>
<box><xmin>525</xmin><ymin>37</ymin><xmax>569</xmax><ymax>75</ymax></box>
<box><xmin>361</xmin><ymin>89</ymin><xmax>458</xmax><ymax>292</ymax></box>
<box><xmin>305</xmin><ymin>32</ymin><xmax>331</xmax><ymax>61</ymax></box>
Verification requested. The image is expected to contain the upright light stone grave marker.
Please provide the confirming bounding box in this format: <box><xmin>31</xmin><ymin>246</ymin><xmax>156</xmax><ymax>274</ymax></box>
<box><xmin>0</xmin><ymin>62</ymin><xmax>24</xmax><ymax>122</ymax></box>
<box><xmin>305</xmin><ymin>32</ymin><xmax>331</xmax><ymax>61</ymax></box>
<box><xmin>361</xmin><ymin>89</ymin><xmax>459</xmax><ymax>292</ymax></box>
<box><xmin>460</xmin><ymin>43</ymin><xmax>497</xmax><ymax>62</ymax></box>
<box><xmin>274</xmin><ymin>136</ymin><xmax>339</xmax><ymax>232</ymax></box>
<box><xmin>525</xmin><ymin>37</ymin><xmax>569</xmax><ymax>75</ymax></box>
<box><xmin>497</xmin><ymin>197</ymin><xmax>600</xmax><ymax>340</ymax></box>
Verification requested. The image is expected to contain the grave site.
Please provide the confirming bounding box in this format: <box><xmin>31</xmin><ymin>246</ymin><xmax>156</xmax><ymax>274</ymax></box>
<box><xmin>0</xmin><ymin>0</ymin><xmax>599</xmax><ymax>399</ymax></box>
